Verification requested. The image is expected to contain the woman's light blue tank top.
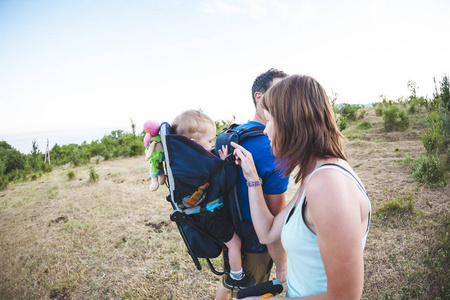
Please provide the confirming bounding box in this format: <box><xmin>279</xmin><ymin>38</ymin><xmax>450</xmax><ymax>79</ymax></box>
<box><xmin>280</xmin><ymin>164</ymin><xmax>371</xmax><ymax>297</ymax></box>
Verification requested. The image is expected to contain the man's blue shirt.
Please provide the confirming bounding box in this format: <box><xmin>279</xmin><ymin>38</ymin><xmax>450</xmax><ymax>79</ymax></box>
<box><xmin>236</xmin><ymin>121</ymin><xmax>289</xmax><ymax>221</ymax></box>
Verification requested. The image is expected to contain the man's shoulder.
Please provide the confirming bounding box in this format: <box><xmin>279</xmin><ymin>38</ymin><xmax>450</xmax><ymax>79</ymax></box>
<box><xmin>235</xmin><ymin>121</ymin><xmax>265</xmax><ymax>130</ymax></box>
<box><xmin>234</xmin><ymin>121</ymin><xmax>269</xmax><ymax>151</ymax></box>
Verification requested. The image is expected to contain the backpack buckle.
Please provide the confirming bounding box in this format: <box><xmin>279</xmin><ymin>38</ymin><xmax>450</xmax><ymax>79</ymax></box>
<box><xmin>225</xmin><ymin>153</ymin><xmax>236</xmax><ymax>165</ymax></box>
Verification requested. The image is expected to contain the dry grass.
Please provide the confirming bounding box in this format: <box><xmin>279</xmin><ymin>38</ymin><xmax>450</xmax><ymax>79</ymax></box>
<box><xmin>0</xmin><ymin>107</ymin><xmax>448</xmax><ymax>299</ymax></box>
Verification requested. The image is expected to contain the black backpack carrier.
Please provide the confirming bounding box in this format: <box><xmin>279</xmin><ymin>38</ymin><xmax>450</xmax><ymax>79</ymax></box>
<box><xmin>160</xmin><ymin>123</ymin><xmax>264</xmax><ymax>275</ymax></box>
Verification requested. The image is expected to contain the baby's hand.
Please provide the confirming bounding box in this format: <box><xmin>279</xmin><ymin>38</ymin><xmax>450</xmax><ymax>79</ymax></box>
<box><xmin>218</xmin><ymin>145</ymin><xmax>228</xmax><ymax>160</ymax></box>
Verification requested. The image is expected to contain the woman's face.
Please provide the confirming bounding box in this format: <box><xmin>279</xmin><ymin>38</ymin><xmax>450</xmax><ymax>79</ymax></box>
<box><xmin>263</xmin><ymin>110</ymin><xmax>274</xmax><ymax>145</ymax></box>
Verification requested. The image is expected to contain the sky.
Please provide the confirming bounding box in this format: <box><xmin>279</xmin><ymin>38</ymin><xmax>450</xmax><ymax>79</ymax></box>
<box><xmin>1</xmin><ymin>0</ymin><xmax>449</xmax><ymax>154</ymax></box>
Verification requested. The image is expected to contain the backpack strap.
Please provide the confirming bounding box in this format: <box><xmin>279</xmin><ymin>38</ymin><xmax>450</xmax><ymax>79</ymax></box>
<box><xmin>235</xmin><ymin>125</ymin><xmax>265</xmax><ymax>143</ymax></box>
<box><xmin>216</xmin><ymin>123</ymin><xmax>265</xmax><ymax>165</ymax></box>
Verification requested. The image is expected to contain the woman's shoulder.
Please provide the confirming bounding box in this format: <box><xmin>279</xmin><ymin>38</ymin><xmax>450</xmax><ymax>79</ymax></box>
<box><xmin>306</xmin><ymin>160</ymin><xmax>361</xmax><ymax>200</ymax></box>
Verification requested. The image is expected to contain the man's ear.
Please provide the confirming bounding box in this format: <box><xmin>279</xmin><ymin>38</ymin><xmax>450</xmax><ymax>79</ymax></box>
<box><xmin>254</xmin><ymin>91</ymin><xmax>263</xmax><ymax>104</ymax></box>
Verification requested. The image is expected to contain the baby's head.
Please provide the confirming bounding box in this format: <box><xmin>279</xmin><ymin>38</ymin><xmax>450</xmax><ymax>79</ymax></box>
<box><xmin>172</xmin><ymin>110</ymin><xmax>216</xmax><ymax>151</ymax></box>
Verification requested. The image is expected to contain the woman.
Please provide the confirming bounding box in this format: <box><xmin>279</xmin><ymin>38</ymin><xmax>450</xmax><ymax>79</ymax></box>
<box><xmin>231</xmin><ymin>74</ymin><xmax>371</xmax><ymax>299</ymax></box>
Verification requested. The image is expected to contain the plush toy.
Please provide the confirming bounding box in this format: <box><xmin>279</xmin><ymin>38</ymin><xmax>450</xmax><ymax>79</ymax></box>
<box><xmin>143</xmin><ymin>120</ymin><xmax>165</xmax><ymax>191</ymax></box>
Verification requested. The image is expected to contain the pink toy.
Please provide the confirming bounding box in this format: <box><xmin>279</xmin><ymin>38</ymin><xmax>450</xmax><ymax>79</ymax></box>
<box><xmin>143</xmin><ymin>120</ymin><xmax>165</xmax><ymax>191</ymax></box>
<box><xmin>143</xmin><ymin>120</ymin><xmax>160</xmax><ymax>147</ymax></box>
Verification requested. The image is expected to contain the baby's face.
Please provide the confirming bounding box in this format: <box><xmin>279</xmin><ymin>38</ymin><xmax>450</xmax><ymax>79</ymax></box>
<box><xmin>196</xmin><ymin>124</ymin><xmax>216</xmax><ymax>152</ymax></box>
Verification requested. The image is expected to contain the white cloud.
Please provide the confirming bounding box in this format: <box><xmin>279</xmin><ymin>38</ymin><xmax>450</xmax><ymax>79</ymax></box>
<box><xmin>199</xmin><ymin>0</ymin><xmax>269</xmax><ymax>19</ymax></box>
<box><xmin>200</xmin><ymin>0</ymin><xmax>247</xmax><ymax>15</ymax></box>
<box><xmin>278</xmin><ymin>0</ymin><xmax>318</xmax><ymax>24</ymax></box>
<box><xmin>199</xmin><ymin>0</ymin><xmax>320</xmax><ymax>23</ymax></box>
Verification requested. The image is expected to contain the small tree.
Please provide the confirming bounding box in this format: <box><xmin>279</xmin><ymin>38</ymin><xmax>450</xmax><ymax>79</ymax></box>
<box><xmin>339</xmin><ymin>103</ymin><xmax>360</xmax><ymax>122</ymax></box>
<box><xmin>88</xmin><ymin>166</ymin><xmax>99</xmax><ymax>183</ymax></box>
<box><xmin>439</xmin><ymin>74</ymin><xmax>450</xmax><ymax>111</ymax></box>
<box><xmin>330</xmin><ymin>90</ymin><xmax>339</xmax><ymax>116</ymax></box>
<box><xmin>412</xmin><ymin>153</ymin><xmax>446</xmax><ymax>187</ymax></box>
<box><xmin>407</xmin><ymin>80</ymin><xmax>418</xmax><ymax>99</ymax></box>
<box><xmin>383</xmin><ymin>105</ymin><xmax>409</xmax><ymax>132</ymax></box>
<box><xmin>130</xmin><ymin>118</ymin><xmax>136</xmax><ymax>136</ymax></box>
<box><xmin>422</xmin><ymin>112</ymin><xmax>444</xmax><ymax>154</ymax></box>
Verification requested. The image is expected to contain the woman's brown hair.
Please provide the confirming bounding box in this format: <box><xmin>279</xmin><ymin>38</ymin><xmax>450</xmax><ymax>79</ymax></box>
<box><xmin>261</xmin><ymin>74</ymin><xmax>347</xmax><ymax>183</ymax></box>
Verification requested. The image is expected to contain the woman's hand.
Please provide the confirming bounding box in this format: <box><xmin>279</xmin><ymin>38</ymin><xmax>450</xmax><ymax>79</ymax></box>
<box><xmin>231</xmin><ymin>142</ymin><xmax>260</xmax><ymax>182</ymax></box>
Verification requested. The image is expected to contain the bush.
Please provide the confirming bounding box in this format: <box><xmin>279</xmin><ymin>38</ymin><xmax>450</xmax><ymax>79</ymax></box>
<box><xmin>412</xmin><ymin>153</ymin><xmax>446</xmax><ymax>186</ymax></box>
<box><xmin>0</xmin><ymin>176</ymin><xmax>9</xmax><ymax>190</ymax></box>
<box><xmin>339</xmin><ymin>103</ymin><xmax>360</xmax><ymax>121</ymax></box>
<box><xmin>375</xmin><ymin>105</ymin><xmax>384</xmax><ymax>116</ymax></box>
<box><xmin>398</xmin><ymin>110</ymin><xmax>410</xmax><ymax>130</ymax></box>
<box><xmin>409</xmin><ymin>102</ymin><xmax>417</xmax><ymax>114</ymax></box>
<box><xmin>383</xmin><ymin>105</ymin><xmax>410</xmax><ymax>131</ymax></box>
<box><xmin>357</xmin><ymin>121</ymin><xmax>372</xmax><ymax>130</ymax></box>
<box><xmin>67</xmin><ymin>171</ymin><xmax>75</xmax><ymax>181</ymax></box>
<box><xmin>102</xmin><ymin>151</ymin><xmax>111</xmax><ymax>161</ymax></box>
<box><xmin>358</xmin><ymin>109</ymin><xmax>367</xmax><ymax>119</ymax></box>
<box><xmin>0</xmin><ymin>145</ymin><xmax>26</xmax><ymax>175</ymax></box>
<box><xmin>337</xmin><ymin>117</ymin><xmax>347</xmax><ymax>131</ymax></box>
<box><xmin>88</xmin><ymin>166</ymin><xmax>99</xmax><ymax>183</ymax></box>
<box><xmin>436</xmin><ymin>74</ymin><xmax>450</xmax><ymax>111</ymax></box>
<box><xmin>378</xmin><ymin>193</ymin><xmax>415</xmax><ymax>215</ymax></box>
<box><xmin>422</xmin><ymin>112</ymin><xmax>444</xmax><ymax>153</ymax></box>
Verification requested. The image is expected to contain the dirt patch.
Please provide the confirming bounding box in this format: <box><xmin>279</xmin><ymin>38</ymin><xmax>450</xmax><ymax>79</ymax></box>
<box><xmin>48</xmin><ymin>216</ymin><xmax>68</xmax><ymax>226</ymax></box>
<box><xmin>49</xmin><ymin>287</ymin><xmax>70</xmax><ymax>299</ymax></box>
<box><xmin>145</xmin><ymin>220</ymin><xmax>170</xmax><ymax>233</ymax></box>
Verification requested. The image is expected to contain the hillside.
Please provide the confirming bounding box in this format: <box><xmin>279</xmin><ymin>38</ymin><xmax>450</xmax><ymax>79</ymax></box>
<box><xmin>0</xmin><ymin>106</ymin><xmax>448</xmax><ymax>299</ymax></box>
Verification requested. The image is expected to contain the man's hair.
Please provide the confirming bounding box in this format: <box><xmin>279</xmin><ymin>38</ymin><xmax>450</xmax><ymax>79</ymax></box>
<box><xmin>261</xmin><ymin>74</ymin><xmax>347</xmax><ymax>183</ymax></box>
<box><xmin>171</xmin><ymin>110</ymin><xmax>215</xmax><ymax>141</ymax></box>
<box><xmin>251</xmin><ymin>68</ymin><xmax>288</xmax><ymax>106</ymax></box>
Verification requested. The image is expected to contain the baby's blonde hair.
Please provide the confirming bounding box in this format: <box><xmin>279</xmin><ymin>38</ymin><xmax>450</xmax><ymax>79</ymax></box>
<box><xmin>171</xmin><ymin>110</ymin><xmax>215</xmax><ymax>141</ymax></box>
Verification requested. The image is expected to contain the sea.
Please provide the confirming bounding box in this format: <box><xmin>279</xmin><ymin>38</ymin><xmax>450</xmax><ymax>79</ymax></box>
<box><xmin>1</xmin><ymin>127</ymin><xmax>124</xmax><ymax>155</ymax></box>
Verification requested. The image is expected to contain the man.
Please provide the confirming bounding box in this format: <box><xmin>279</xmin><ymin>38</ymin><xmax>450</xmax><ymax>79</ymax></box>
<box><xmin>215</xmin><ymin>68</ymin><xmax>290</xmax><ymax>299</ymax></box>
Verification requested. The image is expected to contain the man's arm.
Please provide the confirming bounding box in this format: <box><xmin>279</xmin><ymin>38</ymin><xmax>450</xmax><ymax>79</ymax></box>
<box><xmin>264</xmin><ymin>193</ymin><xmax>287</xmax><ymax>282</ymax></box>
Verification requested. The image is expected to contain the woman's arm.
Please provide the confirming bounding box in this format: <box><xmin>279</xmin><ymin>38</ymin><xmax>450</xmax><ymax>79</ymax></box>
<box><xmin>264</xmin><ymin>193</ymin><xmax>288</xmax><ymax>282</ymax></box>
<box><xmin>306</xmin><ymin>171</ymin><xmax>365</xmax><ymax>300</ymax></box>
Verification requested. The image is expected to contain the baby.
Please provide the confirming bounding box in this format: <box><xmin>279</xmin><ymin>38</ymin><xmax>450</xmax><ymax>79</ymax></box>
<box><xmin>171</xmin><ymin>110</ymin><xmax>255</xmax><ymax>289</ymax></box>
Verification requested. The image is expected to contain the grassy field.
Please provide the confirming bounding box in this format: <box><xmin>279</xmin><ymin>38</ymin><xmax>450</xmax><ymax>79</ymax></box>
<box><xmin>0</xmin><ymin>106</ymin><xmax>448</xmax><ymax>299</ymax></box>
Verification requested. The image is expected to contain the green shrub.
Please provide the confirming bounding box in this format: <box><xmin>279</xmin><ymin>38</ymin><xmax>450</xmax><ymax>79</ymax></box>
<box><xmin>0</xmin><ymin>144</ymin><xmax>26</xmax><ymax>175</ymax></box>
<box><xmin>423</xmin><ymin>216</ymin><xmax>450</xmax><ymax>299</ymax></box>
<box><xmin>357</xmin><ymin>121</ymin><xmax>372</xmax><ymax>130</ymax></box>
<box><xmin>435</xmin><ymin>74</ymin><xmax>450</xmax><ymax>111</ymax></box>
<box><xmin>412</xmin><ymin>154</ymin><xmax>446</xmax><ymax>186</ymax></box>
<box><xmin>128</xmin><ymin>138</ymin><xmax>144</xmax><ymax>157</ymax></box>
<box><xmin>375</xmin><ymin>105</ymin><xmax>383</xmax><ymax>116</ymax></box>
<box><xmin>215</xmin><ymin>116</ymin><xmax>235</xmax><ymax>133</ymax></box>
<box><xmin>88</xmin><ymin>166</ymin><xmax>99</xmax><ymax>183</ymax></box>
<box><xmin>337</xmin><ymin>117</ymin><xmax>347</xmax><ymax>131</ymax></box>
<box><xmin>383</xmin><ymin>105</ymin><xmax>410</xmax><ymax>131</ymax></box>
<box><xmin>42</xmin><ymin>163</ymin><xmax>52</xmax><ymax>173</ymax></box>
<box><xmin>422</xmin><ymin>112</ymin><xmax>444</xmax><ymax>153</ymax></box>
<box><xmin>67</xmin><ymin>171</ymin><xmax>75</xmax><ymax>181</ymax></box>
<box><xmin>70</xmin><ymin>149</ymin><xmax>82</xmax><ymax>167</ymax></box>
<box><xmin>339</xmin><ymin>103</ymin><xmax>360</xmax><ymax>121</ymax></box>
<box><xmin>358</xmin><ymin>109</ymin><xmax>367</xmax><ymax>119</ymax></box>
<box><xmin>0</xmin><ymin>176</ymin><xmax>9</xmax><ymax>190</ymax></box>
<box><xmin>409</xmin><ymin>103</ymin><xmax>417</xmax><ymax>114</ymax></box>
<box><xmin>398</xmin><ymin>110</ymin><xmax>410</xmax><ymax>130</ymax></box>
<box><xmin>378</xmin><ymin>193</ymin><xmax>415</xmax><ymax>215</ymax></box>
<box><xmin>102</xmin><ymin>151</ymin><xmax>111</xmax><ymax>161</ymax></box>
<box><xmin>31</xmin><ymin>174</ymin><xmax>38</xmax><ymax>181</ymax></box>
